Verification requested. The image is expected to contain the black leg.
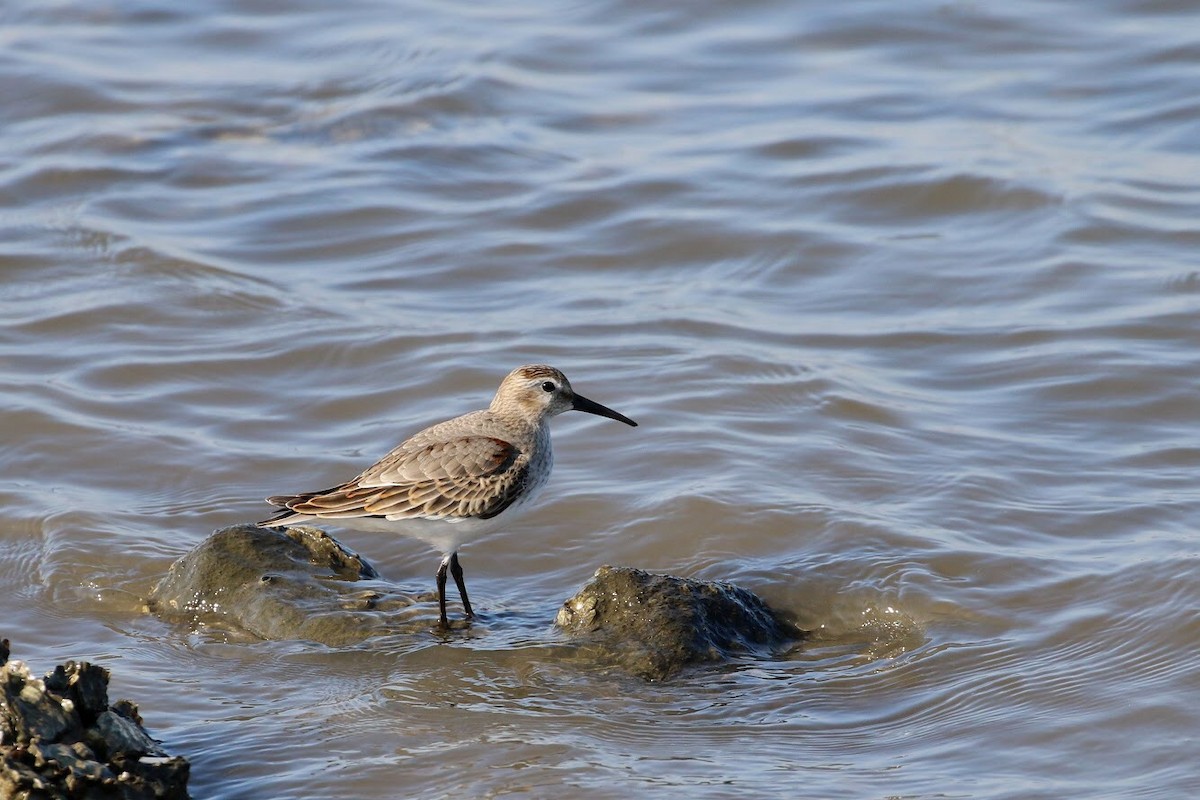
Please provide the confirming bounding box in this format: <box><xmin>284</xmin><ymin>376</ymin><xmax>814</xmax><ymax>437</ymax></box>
<box><xmin>449</xmin><ymin>551</ymin><xmax>474</xmax><ymax>618</ymax></box>
<box><xmin>435</xmin><ymin>557</ymin><xmax>450</xmax><ymax>630</ymax></box>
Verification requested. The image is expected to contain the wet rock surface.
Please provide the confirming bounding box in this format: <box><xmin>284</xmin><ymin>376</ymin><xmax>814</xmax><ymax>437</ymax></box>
<box><xmin>149</xmin><ymin>524</ymin><xmax>424</xmax><ymax>645</ymax></box>
<box><xmin>556</xmin><ymin>565</ymin><xmax>806</xmax><ymax>680</ymax></box>
<box><xmin>150</xmin><ymin>528</ymin><xmax>802</xmax><ymax>680</ymax></box>
<box><xmin>0</xmin><ymin>644</ymin><xmax>189</xmax><ymax>800</ymax></box>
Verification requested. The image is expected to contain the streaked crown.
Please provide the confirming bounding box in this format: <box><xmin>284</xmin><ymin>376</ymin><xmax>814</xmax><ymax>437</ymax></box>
<box><xmin>490</xmin><ymin>364</ymin><xmax>575</xmax><ymax>421</ymax></box>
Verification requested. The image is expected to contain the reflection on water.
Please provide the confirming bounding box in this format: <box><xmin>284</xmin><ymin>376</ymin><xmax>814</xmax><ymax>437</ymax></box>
<box><xmin>2</xmin><ymin>0</ymin><xmax>1199</xmax><ymax>796</ymax></box>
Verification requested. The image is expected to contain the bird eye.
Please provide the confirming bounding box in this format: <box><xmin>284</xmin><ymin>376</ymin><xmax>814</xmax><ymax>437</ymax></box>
<box><xmin>541</xmin><ymin>381</ymin><xmax>556</xmax><ymax>393</ymax></box>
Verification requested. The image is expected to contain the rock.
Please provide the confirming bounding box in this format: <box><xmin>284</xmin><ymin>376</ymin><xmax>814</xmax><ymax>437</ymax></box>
<box><xmin>149</xmin><ymin>524</ymin><xmax>424</xmax><ymax>644</ymax></box>
<box><xmin>44</xmin><ymin>660</ymin><xmax>111</xmax><ymax>724</ymax></box>
<box><xmin>148</xmin><ymin>528</ymin><xmax>802</xmax><ymax>677</ymax></box>
<box><xmin>112</xmin><ymin>699</ymin><xmax>144</xmax><ymax>726</ymax></box>
<box><xmin>29</xmin><ymin>740</ymin><xmax>115</xmax><ymax>782</ymax></box>
<box><xmin>112</xmin><ymin>754</ymin><xmax>191</xmax><ymax>800</ymax></box>
<box><xmin>95</xmin><ymin>709</ymin><xmax>165</xmax><ymax>758</ymax></box>
<box><xmin>0</xmin><ymin>755</ymin><xmax>54</xmax><ymax>798</ymax></box>
<box><xmin>1</xmin><ymin>660</ymin><xmax>79</xmax><ymax>743</ymax></box>
<box><xmin>556</xmin><ymin>565</ymin><xmax>805</xmax><ymax>680</ymax></box>
<box><xmin>0</xmin><ymin>648</ymin><xmax>189</xmax><ymax>799</ymax></box>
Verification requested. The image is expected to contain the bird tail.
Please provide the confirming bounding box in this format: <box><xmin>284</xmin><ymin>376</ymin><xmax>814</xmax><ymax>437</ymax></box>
<box><xmin>258</xmin><ymin>493</ymin><xmax>311</xmax><ymax>527</ymax></box>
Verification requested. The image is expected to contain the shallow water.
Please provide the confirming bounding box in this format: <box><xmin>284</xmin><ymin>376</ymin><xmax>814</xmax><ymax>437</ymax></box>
<box><xmin>2</xmin><ymin>0</ymin><xmax>1199</xmax><ymax>797</ymax></box>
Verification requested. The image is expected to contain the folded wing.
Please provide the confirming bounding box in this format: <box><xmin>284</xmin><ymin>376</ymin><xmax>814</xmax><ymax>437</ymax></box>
<box><xmin>261</xmin><ymin>436</ymin><xmax>528</xmax><ymax>523</ymax></box>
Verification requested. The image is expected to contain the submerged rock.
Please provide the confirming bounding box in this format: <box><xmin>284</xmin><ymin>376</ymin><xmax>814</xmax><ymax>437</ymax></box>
<box><xmin>555</xmin><ymin>565</ymin><xmax>804</xmax><ymax>680</ymax></box>
<box><xmin>149</xmin><ymin>524</ymin><xmax>424</xmax><ymax>644</ymax></box>
<box><xmin>0</xmin><ymin>650</ymin><xmax>189</xmax><ymax>800</ymax></box>
<box><xmin>150</xmin><ymin>527</ymin><xmax>802</xmax><ymax>680</ymax></box>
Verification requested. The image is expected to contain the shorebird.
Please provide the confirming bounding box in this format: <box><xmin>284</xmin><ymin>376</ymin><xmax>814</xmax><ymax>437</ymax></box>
<box><xmin>259</xmin><ymin>364</ymin><xmax>637</xmax><ymax>630</ymax></box>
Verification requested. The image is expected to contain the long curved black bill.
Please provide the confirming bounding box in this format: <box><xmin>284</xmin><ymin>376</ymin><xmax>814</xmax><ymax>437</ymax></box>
<box><xmin>571</xmin><ymin>393</ymin><xmax>638</xmax><ymax>427</ymax></box>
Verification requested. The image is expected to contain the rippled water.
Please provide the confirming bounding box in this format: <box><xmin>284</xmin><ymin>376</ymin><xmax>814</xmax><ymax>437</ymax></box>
<box><xmin>3</xmin><ymin>0</ymin><xmax>1199</xmax><ymax>797</ymax></box>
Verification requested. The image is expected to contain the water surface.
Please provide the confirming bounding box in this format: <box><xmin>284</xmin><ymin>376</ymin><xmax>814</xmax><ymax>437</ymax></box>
<box><xmin>2</xmin><ymin>0</ymin><xmax>1198</xmax><ymax>797</ymax></box>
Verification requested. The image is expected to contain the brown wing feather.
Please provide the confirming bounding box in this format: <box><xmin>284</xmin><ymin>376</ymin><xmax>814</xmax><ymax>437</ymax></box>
<box><xmin>261</xmin><ymin>436</ymin><xmax>528</xmax><ymax>523</ymax></box>
<box><xmin>358</xmin><ymin>436</ymin><xmax>516</xmax><ymax>484</ymax></box>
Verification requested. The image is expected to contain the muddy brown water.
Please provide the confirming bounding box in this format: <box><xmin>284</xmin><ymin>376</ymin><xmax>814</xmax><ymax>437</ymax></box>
<box><xmin>2</xmin><ymin>1</ymin><xmax>1198</xmax><ymax>797</ymax></box>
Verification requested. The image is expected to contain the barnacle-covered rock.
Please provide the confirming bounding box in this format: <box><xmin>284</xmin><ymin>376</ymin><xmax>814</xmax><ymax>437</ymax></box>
<box><xmin>556</xmin><ymin>565</ymin><xmax>805</xmax><ymax>680</ymax></box>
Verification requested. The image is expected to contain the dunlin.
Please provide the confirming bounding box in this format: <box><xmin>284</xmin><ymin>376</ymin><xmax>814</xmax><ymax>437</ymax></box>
<box><xmin>259</xmin><ymin>364</ymin><xmax>637</xmax><ymax>629</ymax></box>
